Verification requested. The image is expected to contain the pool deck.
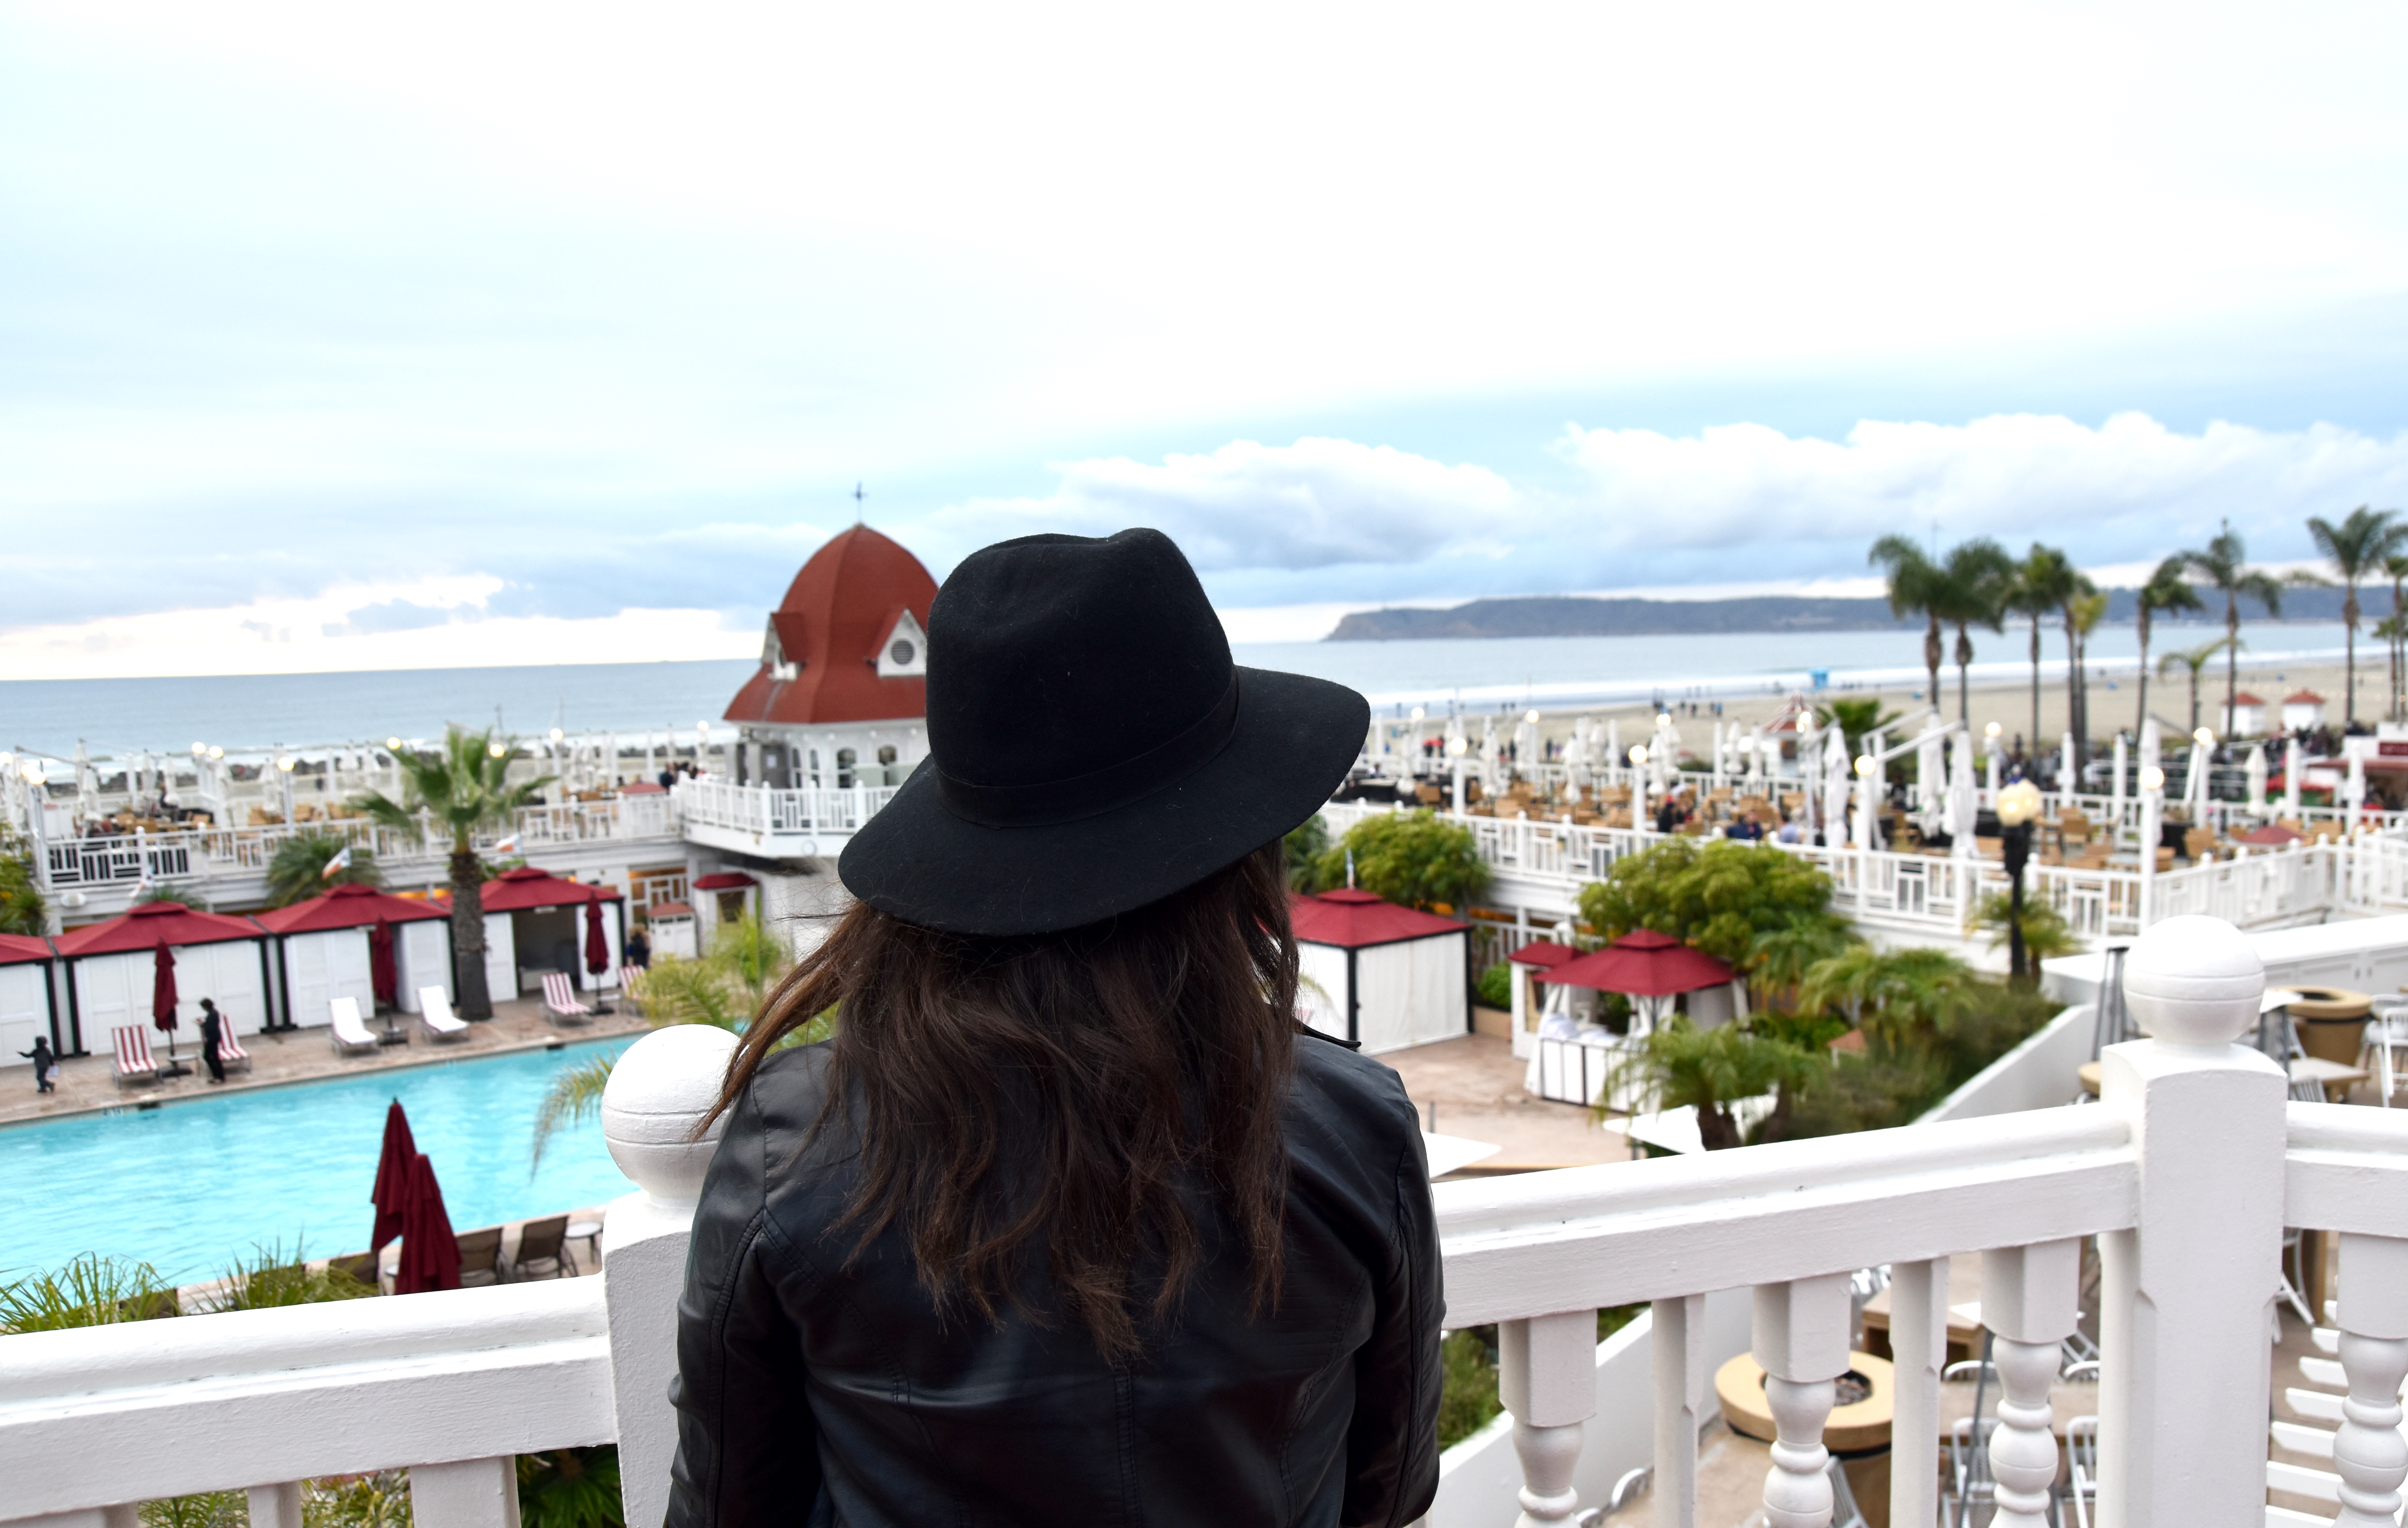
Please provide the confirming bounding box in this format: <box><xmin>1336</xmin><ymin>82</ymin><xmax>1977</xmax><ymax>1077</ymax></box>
<box><xmin>1374</xmin><ymin>1029</ymin><xmax>1637</xmax><ymax>1168</ymax></box>
<box><xmin>0</xmin><ymin>995</ymin><xmax>653</xmax><ymax>1128</ymax></box>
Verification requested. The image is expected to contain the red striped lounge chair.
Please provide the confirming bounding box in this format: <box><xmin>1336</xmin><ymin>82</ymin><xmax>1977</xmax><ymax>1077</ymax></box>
<box><xmin>214</xmin><ymin>1018</ymin><xmax>251</xmax><ymax>1074</ymax></box>
<box><xmin>541</xmin><ymin>971</ymin><xmax>593</xmax><ymax>1026</ymax></box>
<box><xmin>618</xmin><ymin>965</ymin><xmax>646</xmax><ymax>1014</ymax></box>
<box><xmin>113</xmin><ymin>1025</ymin><xmax>161</xmax><ymax>1087</ymax></box>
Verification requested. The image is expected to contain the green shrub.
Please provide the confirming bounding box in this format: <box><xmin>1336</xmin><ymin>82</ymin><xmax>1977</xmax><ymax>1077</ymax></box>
<box><xmin>1312</xmin><ymin>811</ymin><xmax>1488</xmax><ymax>912</ymax></box>
<box><xmin>520</xmin><ymin>1447</ymin><xmax>624</xmax><ymax>1528</ymax></box>
<box><xmin>1284</xmin><ymin>816</ymin><xmax>1333</xmax><ymax>892</ymax></box>
<box><xmin>1578</xmin><ymin>838</ymin><xmax>1834</xmax><ymax>969</ymax></box>
<box><xmin>1474</xmin><ymin>961</ymin><xmax>1512</xmax><ymax>1009</ymax></box>
<box><xmin>140</xmin><ymin>1493</ymin><xmax>244</xmax><ymax>1528</ymax></box>
<box><xmin>0</xmin><ymin>1253</ymin><xmax>176</xmax><ymax>1331</ymax></box>
<box><xmin>213</xmin><ymin>1240</ymin><xmax>380</xmax><ymax>1311</ymax></box>
<box><xmin>1438</xmin><ymin>1328</ymin><xmax>1505</xmax><ymax>1448</ymax></box>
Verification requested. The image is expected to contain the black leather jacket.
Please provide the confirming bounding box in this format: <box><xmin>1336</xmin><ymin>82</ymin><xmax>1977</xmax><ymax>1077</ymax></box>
<box><xmin>667</xmin><ymin>1033</ymin><xmax>1443</xmax><ymax>1528</ymax></box>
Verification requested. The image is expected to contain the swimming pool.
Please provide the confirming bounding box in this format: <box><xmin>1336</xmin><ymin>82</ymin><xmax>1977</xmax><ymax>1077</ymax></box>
<box><xmin>0</xmin><ymin>1039</ymin><xmax>637</xmax><ymax>1284</ymax></box>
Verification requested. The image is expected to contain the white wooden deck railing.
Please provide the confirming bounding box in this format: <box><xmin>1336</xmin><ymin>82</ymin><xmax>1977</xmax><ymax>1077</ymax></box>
<box><xmin>672</xmin><ymin>777</ymin><xmax>901</xmax><ymax>838</ymax></box>
<box><xmin>1324</xmin><ymin>799</ymin><xmax>2399</xmax><ymax>937</ymax></box>
<box><xmin>8</xmin><ymin>917</ymin><xmax>2406</xmax><ymax>1528</ymax></box>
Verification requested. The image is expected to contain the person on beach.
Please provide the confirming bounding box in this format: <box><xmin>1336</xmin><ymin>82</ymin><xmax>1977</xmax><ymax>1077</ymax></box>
<box><xmin>19</xmin><ymin>1034</ymin><xmax>54</xmax><ymax>1093</ymax></box>
<box><xmin>196</xmin><ymin>998</ymin><xmax>226</xmax><ymax>1084</ymax></box>
<box><xmin>669</xmin><ymin>529</ymin><xmax>1440</xmax><ymax>1528</ymax></box>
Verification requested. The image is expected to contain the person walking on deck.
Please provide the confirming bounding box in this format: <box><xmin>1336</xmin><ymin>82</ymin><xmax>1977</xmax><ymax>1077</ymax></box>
<box><xmin>19</xmin><ymin>1034</ymin><xmax>54</xmax><ymax>1093</ymax></box>
<box><xmin>670</xmin><ymin>529</ymin><xmax>1440</xmax><ymax>1528</ymax></box>
<box><xmin>196</xmin><ymin>998</ymin><xmax>226</xmax><ymax>1084</ymax></box>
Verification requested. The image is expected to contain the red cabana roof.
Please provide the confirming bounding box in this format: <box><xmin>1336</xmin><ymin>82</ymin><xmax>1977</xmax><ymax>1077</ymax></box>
<box><xmin>55</xmin><ymin>900</ymin><xmax>266</xmax><ymax>957</ymax></box>
<box><xmin>437</xmin><ymin>866</ymin><xmax>621</xmax><ymax>913</ymax></box>
<box><xmin>646</xmin><ymin>901</ymin><xmax>695</xmax><ymax>919</ymax></box>
<box><xmin>1508</xmin><ymin>940</ymin><xmax>1579</xmax><ymax>968</ymax></box>
<box><xmin>1539</xmin><ymin>927</ymin><xmax>1733</xmax><ymax>997</ymax></box>
<box><xmin>620</xmin><ymin>781</ymin><xmax>667</xmax><ymax>795</ymax></box>
<box><xmin>0</xmin><ymin>933</ymin><xmax>54</xmax><ymax>966</ymax></box>
<box><xmin>1290</xmin><ymin>889</ymin><xmax>1467</xmax><ymax>949</ymax></box>
<box><xmin>692</xmin><ymin>872</ymin><xmax>757</xmax><ymax>891</ymax></box>
<box><xmin>2237</xmin><ymin>823</ymin><xmax>2303</xmax><ymax>846</ymax></box>
<box><xmin>2232</xmin><ymin>691</ymin><xmax>2267</xmax><ymax>706</ymax></box>
<box><xmin>2286</xmin><ymin>690</ymin><xmax>2325</xmax><ymax>704</ymax></box>
<box><xmin>253</xmin><ymin>881</ymin><xmax>453</xmax><ymax>934</ymax></box>
<box><xmin>723</xmin><ymin>525</ymin><xmax>938</xmax><ymax>728</ymax></box>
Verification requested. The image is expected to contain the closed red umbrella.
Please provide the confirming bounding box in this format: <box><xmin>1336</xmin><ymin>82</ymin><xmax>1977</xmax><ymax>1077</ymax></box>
<box><xmin>370</xmin><ymin>1100</ymin><xmax>417</xmax><ymax>1255</ymax></box>
<box><xmin>393</xmin><ymin>1151</ymin><xmax>461</xmax><ymax>1295</ymax></box>
<box><xmin>151</xmin><ymin>938</ymin><xmax>180</xmax><ymax>1059</ymax></box>
<box><xmin>369</xmin><ymin>917</ymin><xmax>398</xmax><ymax>1008</ymax></box>
<box><xmin>584</xmin><ymin>899</ymin><xmax>613</xmax><ymax>1014</ymax></box>
<box><xmin>1541</xmin><ymin>928</ymin><xmax>1734</xmax><ymax>997</ymax></box>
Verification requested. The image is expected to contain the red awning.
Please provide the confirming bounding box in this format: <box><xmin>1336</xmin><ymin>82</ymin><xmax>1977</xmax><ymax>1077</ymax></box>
<box><xmin>0</xmin><ymin>933</ymin><xmax>53</xmax><ymax>965</ymax></box>
<box><xmin>253</xmin><ymin>881</ymin><xmax>452</xmax><ymax>934</ymax></box>
<box><xmin>440</xmin><ymin>866</ymin><xmax>622</xmax><ymax>913</ymax></box>
<box><xmin>1507</xmin><ymin>940</ymin><xmax>1579</xmax><ymax>968</ymax></box>
<box><xmin>2237</xmin><ymin>824</ymin><xmax>2303</xmax><ymax>846</ymax></box>
<box><xmin>692</xmin><ymin>872</ymin><xmax>756</xmax><ymax>891</ymax></box>
<box><xmin>646</xmin><ymin>901</ymin><xmax>695</xmax><ymax>919</ymax></box>
<box><xmin>1290</xmin><ymin>889</ymin><xmax>1467</xmax><ymax>949</ymax></box>
<box><xmin>55</xmin><ymin>900</ymin><xmax>266</xmax><ymax>957</ymax></box>
<box><xmin>1539</xmin><ymin>928</ymin><xmax>1733</xmax><ymax>997</ymax></box>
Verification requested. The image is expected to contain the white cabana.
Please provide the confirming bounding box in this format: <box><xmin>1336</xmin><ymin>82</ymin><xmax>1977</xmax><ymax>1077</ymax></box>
<box><xmin>1293</xmin><ymin>889</ymin><xmax>1469</xmax><ymax>1055</ymax></box>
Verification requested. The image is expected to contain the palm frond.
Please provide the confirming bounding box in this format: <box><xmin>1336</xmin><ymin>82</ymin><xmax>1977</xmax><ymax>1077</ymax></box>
<box><xmin>530</xmin><ymin>1055</ymin><xmax>618</xmax><ymax>1170</ymax></box>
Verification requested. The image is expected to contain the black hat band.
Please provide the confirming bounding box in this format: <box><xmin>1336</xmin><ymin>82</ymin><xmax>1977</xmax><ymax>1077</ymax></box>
<box><xmin>935</xmin><ymin>676</ymin><xmax>1243</xmax><ymax>829</ymax></box>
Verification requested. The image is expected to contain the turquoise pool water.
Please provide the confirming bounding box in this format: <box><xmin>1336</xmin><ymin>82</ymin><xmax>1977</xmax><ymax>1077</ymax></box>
<box><xmin>0</xmin><ymin>1039</ymin><xmax>636</xmax><ymax>1284</ymax></box>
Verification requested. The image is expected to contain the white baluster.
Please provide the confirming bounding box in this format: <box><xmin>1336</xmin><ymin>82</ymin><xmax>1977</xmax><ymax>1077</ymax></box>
<box><xmin>1499</xmin><ymin>1309</ymin><xmax>1597</xmax><ymax>1528</ymax></box>
<box><xmin>2333</xmin><ymin>1234</ymin><xmax>2408</xmax><ymax>1528</ymax></box>
<box><xmin>601</xmin><ymin>1023</ymin><xmax>742</xmax><ymax>1528</ymax></box>
<box><xmin>1981</xmin><ymin>1240</ymin><xmax>2079</xmax><ymax>1527</ymax></box>
<box><xmin>407</xmin><ymin>1456</ymin><xmax>521</xmax><ymax>1528</ymax></box>
<box><xmin>1754</xmin><ymin>1273</ymin><xmax>1852</xmax><ymax>1528</ymax></box>
<box><xmin>1652</xmin><ymin>1294</ymin><xmax>1706</xmax><ymax>1527</ymax></box>
<box><xmin>244</xmin><ymin>1483</ymin><xmax>302</xmax><ymax>1528</ymax></box>
<box><xmin>1886</xmin><ymin>1259</ymin><xmax>1946</xmax><ymax>1528</ymax></box>
<box><xmin>2097</xmin><ymin>915</ymin><xmax>2284</xmax><ymax>1528</ymax></box>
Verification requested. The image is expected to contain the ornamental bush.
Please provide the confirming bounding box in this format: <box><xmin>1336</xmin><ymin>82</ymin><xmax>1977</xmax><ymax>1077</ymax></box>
<box><xmin>1577</xmin><ymin>838</ymin><xmax>1836</xmax><ymax>969</ymax></box>
<box><xmin>1312</xmin><ymin>810</ymin><xmax>1489</xmax><ymax>912</ymax></box>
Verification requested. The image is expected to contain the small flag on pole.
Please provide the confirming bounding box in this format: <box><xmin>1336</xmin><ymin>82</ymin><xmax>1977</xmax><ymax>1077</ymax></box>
<box><xmin>492</xmin><ymin>834</ymin><xmax>519</xmax><ymax>855</ymax></box>
<box><xmin>321</xmin><ymin>845</ymin><xmax>353</xmax><ymax>880</ymax></box>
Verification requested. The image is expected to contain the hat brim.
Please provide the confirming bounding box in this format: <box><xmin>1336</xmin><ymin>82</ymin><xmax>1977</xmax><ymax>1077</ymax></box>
<box><xmin>839</xmin><ymin>667</ymin><xmax>1369</xmax><ymax>935</ymax></box>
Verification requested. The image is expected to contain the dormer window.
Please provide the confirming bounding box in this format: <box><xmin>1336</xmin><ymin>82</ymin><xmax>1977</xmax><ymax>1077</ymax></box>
<box><xmin>876</xmin><ymin>609</ymin><xmax>929</xmax><ymax>678</ymax></box>
<box><xmin>762</xmin><ymin>618</ymin><xmax>798</xmax><ymax>682</ymax></box>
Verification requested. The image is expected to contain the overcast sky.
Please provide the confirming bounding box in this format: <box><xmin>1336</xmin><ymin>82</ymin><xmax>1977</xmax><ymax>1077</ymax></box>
<box><xmin>9</xmin><ymin>3</ymin><xmax>2408</xmax><ymax>676</ymax></box>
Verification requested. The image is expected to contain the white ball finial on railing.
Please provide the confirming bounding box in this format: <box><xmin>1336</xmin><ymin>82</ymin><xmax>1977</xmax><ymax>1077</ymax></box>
<box><xmin>2121</xmin><ymin>914</ymin><xmax>2263</xmax><ymax>1050</ymax></box>
<box><xmin>602</xmin><ymin>1024</ymin><xmax>741</xmax><ymax>1205</ymax></box>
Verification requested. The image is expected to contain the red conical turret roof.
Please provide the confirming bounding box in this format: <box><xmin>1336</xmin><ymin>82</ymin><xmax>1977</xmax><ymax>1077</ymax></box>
<box><xmin>723</xmin><ymin>525</ymin><xmax>939</xmax><ymax>728</ymax></box>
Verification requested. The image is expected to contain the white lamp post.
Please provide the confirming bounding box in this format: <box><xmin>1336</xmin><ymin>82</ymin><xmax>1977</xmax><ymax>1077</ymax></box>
<box><xmin>275</xmin><ymin>754</ymin><xmax>297</xmax><ymax>824</ymax></box>
<box><xmin>1995</xmin><ymin>779</ymin><xmax>2044</xmax><ymax>981</ymax></box>
<box><xmin>1446</xmin><ymin>735</ymin><xmax>1468</xmax><ymax>814</ymax></box>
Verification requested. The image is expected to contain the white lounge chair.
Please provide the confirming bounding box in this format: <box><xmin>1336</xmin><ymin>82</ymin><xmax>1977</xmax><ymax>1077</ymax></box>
<box><xmin>418</xmin><ymin>986</ymin><xmax>470</xmax><ymax>1043</ymax></box>
<box><xmin>541</xmin><ymin>971</ymin><xmax>593</xmax><ymax>1026</ymax></box>
<box><xmin>329</xmin><ymin>996</ymin><xmax>379</xmax><ymax>1055</ymax></box>
<box><xmin>112</xmin><ymin>1025</ymin><xmax>161</xmax><ymax>1086</ymax></box>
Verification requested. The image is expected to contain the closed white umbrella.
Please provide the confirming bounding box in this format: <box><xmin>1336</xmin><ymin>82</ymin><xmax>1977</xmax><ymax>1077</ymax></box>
<box><xmin>2246</xmin><ymin>744</ymin><xmax>2268</xmax><ymax>818</ymax></box>
<box><xmin>2285</xmin><ymin>736</ymin><xmax>2303</xmax><ymax>818</ymax></box>
<box><xmin>2346</xmin><ymin>748</ymin><xmax>2368</xmax><ymax>821</ymax></box>
<box><xmin>1949</xmin><ymin>730</ymin><xmax>1978</xmax><ymax>856</ymax></box>
<box><xmin>2179</xmin><ymin>736</ymin><xmax>2206</xmax><ymax>816</ymax></box>
<box><xmin>1917</xmin><ymin>730</ymin><xmax>1947</xmax><ymax>835</ymax></box>
<box><xmin>2058</xmin><ymin>733</ymin><xmax>2077</xmax><ymax>808</ymax></box>
<box><xmin>1822</xmin><ymin>727</ymin><xmax>1851</xmax><ymax>845</ymax></box>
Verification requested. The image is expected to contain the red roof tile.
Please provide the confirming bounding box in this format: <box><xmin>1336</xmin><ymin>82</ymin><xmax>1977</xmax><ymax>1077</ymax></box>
<box><xmin>55</xmin><ymin>900</ymin><xmax>266</xmax><ymax>956</ymax></box>
<box><xmin>253</xmin><ymin>881</ymin><xmax>452</xmax><ymax>934</ymax></box>
<box><xmin>1289</xmin><ymin>888</ymin><xmax>1467</xmax><ymax>948</ymax></box>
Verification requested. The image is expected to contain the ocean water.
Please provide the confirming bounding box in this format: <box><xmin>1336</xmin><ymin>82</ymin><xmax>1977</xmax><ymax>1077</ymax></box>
<box><xmin>0</xmin><ymin>622</ymin><xmax>2356</xmax><ymax>758</ymax></box>
<box><xmin>0</xmin><ymin>1039</ymin><xmax>634</xmax><ymax>1284</ymax></box>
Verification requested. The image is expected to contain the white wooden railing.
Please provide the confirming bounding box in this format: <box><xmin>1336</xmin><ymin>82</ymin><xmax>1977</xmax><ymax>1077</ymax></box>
<box><xmin>39</xmin><ymin>800</ymin><xmax>675</xmax><ymax>891</ymax></box>
<box><xmin>672</xmin><ymin>777</ymin><xmax>900</xmax><ymax>839</ymax></box>
<box><xmin>1324</xmin><ymin>799</ymin><xmax>2399</xmax><ymax>939</ymax></box>
<box><xmin>8</xmin><ymin>918</ymin><xmax>2406</xmax><ymax>1528</ymax></box>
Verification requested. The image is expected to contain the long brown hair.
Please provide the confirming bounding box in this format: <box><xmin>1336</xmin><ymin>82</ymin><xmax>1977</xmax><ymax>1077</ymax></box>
<box><xmin>711</xmin><ymin>843</ymin><xmax>1298</xmax><ymax>1359</ymax></box>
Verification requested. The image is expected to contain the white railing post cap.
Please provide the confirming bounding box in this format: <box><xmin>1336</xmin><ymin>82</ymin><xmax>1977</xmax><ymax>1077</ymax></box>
<box><xmin>2122</xmin><ymin>913</ymin><xmax>2262</xmax><ymax>1048</ymax></box>
<box><xmin>602</xmin><ymin>1023</ymin><xmax>741</xmax><ymax>1205</ymax></box>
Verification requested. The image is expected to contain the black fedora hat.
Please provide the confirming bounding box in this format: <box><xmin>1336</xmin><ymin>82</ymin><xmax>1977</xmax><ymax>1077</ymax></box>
<box><xmin>839</xmin><ymin>528</ymin><xmax>1369</xmax><ymax>935</ymax></box>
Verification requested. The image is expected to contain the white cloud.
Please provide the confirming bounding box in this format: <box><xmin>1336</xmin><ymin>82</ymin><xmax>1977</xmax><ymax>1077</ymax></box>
<box><xmin>0</xmin><ymin>577</ymin><xmax>756</xmax><ymax>681</ymax></box>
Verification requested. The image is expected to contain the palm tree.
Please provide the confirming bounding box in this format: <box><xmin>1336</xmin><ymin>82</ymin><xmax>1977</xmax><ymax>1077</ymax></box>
<box><xmin>1745</xmin><ymin>914</ymin><xmax>1855</xmax><ymax>1014</ymax></box>
<box><xmin>353</xmin><ymin>727</ymin><xmax>551</xmax><ymax>1018</ymax></box>
<box><xmin>2306</xmin><ymin>506</ymin><xmax>2402</xmax><ymax>729</ymax></box>
<box><xmin>1596</xmin><ymin>1018</ymin><xmax>1820</xmax><ymax>1150</ymax></box>
<box><xmin>2179</xmin><ymin>521</ymin><xmax>2289</xmax><ymax>743</ymax></box>
<box><xmin>2132</xmin><ymin>557</ymin><xmax>2203</xmax><ymax>740</ymax></box>
<box><xmin>262</xmin><ymin>830</ymin><xmax>384</xmax><ymax>908</ymax></box>
<box><xmin>1932</xmin><ymin>539</ymin><xmax>2015</xmax><ymax>724</ymax></box>
<box><xmin>2382</xmin><ymin>611</ymin><xmax>2408</xmax><ymax>724</ymax></box>
<box><xmin>2058</xmin><ymin>570</ymin><xmax>2101</xmax><ymax>764</ymax></box>
<box><xmin>1796</xmin><ymin>945</ymin><xmax>1978</xmax><ymax>1061</ymax></box>
<box><xmin>1870</xmin><ymin>536</ymin><xmax>1947</xmax><ymax>712</ymax></box>
<box><xmin>2385</xmin><ymin>550</ymin><xmax>2408</xmax><ymax>721</ymax></box>
<box><xmin>530</xmin><ymin>911</ymin><xmax>824</xmax><ymax>1165</ymax></box>
<box><xmin>2158</xmin><ymin>636</ymin><xmax>2234</xmax><ymax>734</ymax></box>
<box><xmin>2009</xmin><ymin>546</ymin><xmax>2079</xmax><ymax>755</ymax></box>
